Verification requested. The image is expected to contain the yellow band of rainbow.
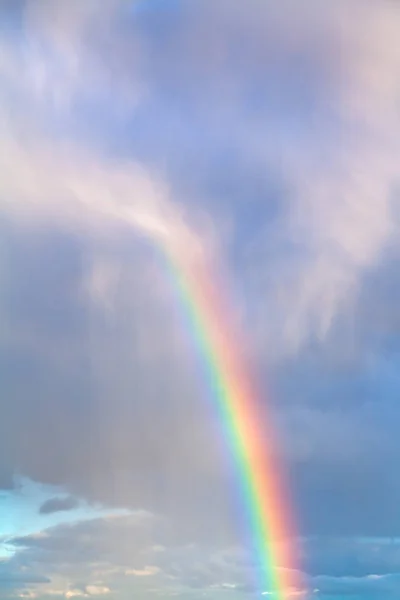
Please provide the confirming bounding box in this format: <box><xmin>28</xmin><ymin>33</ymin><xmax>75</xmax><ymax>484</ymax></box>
<box><xmin>162</xmin><ymin>248</ymin><xmax>301</xmax><ymax>598</ymax></box>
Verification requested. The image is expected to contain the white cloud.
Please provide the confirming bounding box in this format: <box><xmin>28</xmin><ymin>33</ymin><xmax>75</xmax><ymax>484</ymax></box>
<box><xmin>126</xmin><ymin>566</ymin><xmax>160</xmax><ymax>577</ymax></box>
<box><xmin>84</xmin><ymin>585</ymin><xmax>110</xmax><ymax>596</ymax></box>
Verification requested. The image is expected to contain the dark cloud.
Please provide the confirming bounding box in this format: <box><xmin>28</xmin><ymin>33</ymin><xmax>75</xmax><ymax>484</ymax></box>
<box><xmin>39</xmin><ymin>495</ymin><xmax>79</xmax><ymax>515</ymax></box>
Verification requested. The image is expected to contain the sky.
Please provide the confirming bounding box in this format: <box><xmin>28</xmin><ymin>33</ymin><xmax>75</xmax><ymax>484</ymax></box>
<box><xmin>1</xmin><ymin>0</ymin><xmax>400</xmax><ymax>598</ymax></box>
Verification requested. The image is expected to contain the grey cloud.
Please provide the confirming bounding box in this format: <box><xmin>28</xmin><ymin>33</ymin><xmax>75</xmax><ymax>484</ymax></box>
<box><xmin>39</xmin><ymin>495</ymin><xmax>79</xmax><ymax>515</ymax></box>
<box><xmin>5</xmin><ymin>517</ymin><xmax>235</xmax><ymax>597</ymax></box>
<box><xmin>8</xmin><ymin>513</ymin><xmax>400</xmax><ymax>598</ymax></box>
<box><xmin>0</xmin><ymin>573</ymin><xmax>49</xmax><ymax>584</ymax></box>
<box><xmin>7</xmin><ymin>518</ymin><xmax>284</xmax><ymax>598</ymax></box>
<box><xmin>280</xmin><ymin>401</ymin><xmax>400</xmax><ymax>537</ymax></box>
<box><xmin>0</xmin><ymin>468</ymin><xmax>15</xmax><ymax>490</ymax></box>
<box><xmin>0</xmin><ymin>220</ymin><xmax>238</xmax><ymax>547</ymax></box>
<box><xmin>311</xmin><ymin>573</ymin><xmax>400</xmax><ymax>597</ymax></box>
<box><xmin>302</xmin><ymin>537</ymin><xmax>400</xmax><ymax>579</ymax></box>
<box><xmin>0</xmin><ymin>561</ymin><xmax>50</xmax><ymax>593</ymax></box>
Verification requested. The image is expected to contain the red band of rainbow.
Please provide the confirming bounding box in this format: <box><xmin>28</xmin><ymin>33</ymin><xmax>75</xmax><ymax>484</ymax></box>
<box><xmin>163</xmin><ymin>249</ymin><xmax>302</xmax><ymax>598</ymax></box>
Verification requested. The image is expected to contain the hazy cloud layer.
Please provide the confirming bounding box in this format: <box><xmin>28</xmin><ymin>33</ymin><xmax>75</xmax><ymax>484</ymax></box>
<box><xmin>1</xmin><ymin>1</ymin><xmax>400</xmax><ymax>599</ymax></box>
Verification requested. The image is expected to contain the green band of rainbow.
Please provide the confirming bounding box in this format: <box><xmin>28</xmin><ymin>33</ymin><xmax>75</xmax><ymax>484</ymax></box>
<box><xmin>163</xmin><ymin>248</ymin><xmax>301</xmax><ymax>598</ymax></box>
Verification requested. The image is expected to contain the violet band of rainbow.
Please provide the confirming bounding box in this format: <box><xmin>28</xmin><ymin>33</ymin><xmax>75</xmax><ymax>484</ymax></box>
<box><xmin>162</xmin><ymin>249</ymin><xmax>301</xmax><ymax>598</ymax></box>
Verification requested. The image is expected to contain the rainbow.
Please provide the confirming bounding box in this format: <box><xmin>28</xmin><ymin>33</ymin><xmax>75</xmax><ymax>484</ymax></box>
<box><xmin>162</xmin><ymin>247</ymin><xmax>301</xmax><ymax>598</ymax></box>
<box><xmin>92</xmin><ymin>175</ymin><xmax>301</xmax><ymax>595</ymax></box>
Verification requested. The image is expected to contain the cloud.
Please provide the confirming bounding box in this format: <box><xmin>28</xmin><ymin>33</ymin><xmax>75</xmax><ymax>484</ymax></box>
<box><xmin>0</xmin><ymin>469</ymin><xmax>15</xmax><ymax>491</ymax></box>
<box><xmin>310</xmin><ymin>572</ymin><xmax>400</xmax><ymax>597</ymax></box>
<box><xmin>170</xmin><ymin>0</ymin><xmax>400</xmax><ymax>355</ymax></box>
<box><xmin>0</xmin><ymin>572</ymin><xmax>49</xmax><ymax>585</ymax></box>
<box><xmin>1</xmin><ymin>0</ymin><xmax>399</xmax><ymax>358</ymax></box>
<box><xmin>84</xmin><ymin>586</ymin><xmax>110</xmax><ymax>596</ymax></box>
<box><xmin>0</xmin><ymin>1</ymin><xmax>397</xmax><ymax>528</ymax></box>
<box><xmin>126</xmin><ymin>566</ymin><xmax>160</xmax><ymax>577</ymax></box>
<box><xmin>0</xmin><ymin>2</ymin><xmax>212</xmax><ymax>271</ymax></box>
<box><xmin>68</xmin><ymin>585</ymin><xmax>110</xmax><ymax>597</ymax></box>
<box><xmin>1</xmin><ymin>1</ymin><xmax>400</xmax><ymax>598</ymax></box>
<box><xmin>0</xmin><ymin>0</ymin><xmax>399</xmax><ymax>363</ymax></box>
<box><xmin>0</xmin><ymin>511</ymin><xmax>161</xmax><ymax>598</ymax></box>
<box><xmin>0</xmin><ymin>561</ymin><xmax>50</xmax><ymax>596</ymax></box>
<box><xmin>207</xmin><ymin>0</ymin><xmax>400</xmax><ymax>357</ymax></box>
<box><xmin>6</xmin><ymin>515</ymin><xmax>400</xmax><ymax>599</ymax></box>
<box><xmin>1</xmin><ymin>514</ymin><xmax>306</xmax><ymax>598</ymax></box>
<box><xmin>39</xmin><ymin>497</ymin><xmax>80</xmax><ymax>515</ymax></box>
<box><xmin>302</xmin><ymin>536</ymin><xmax>400</xmax><ymax>579</ymax></box>
<box><xmin>0</xmin><ymin>477</ymin><xmax>130</xmax><ymax>565</ymax></box>
<box><xmin>0</xmin><ymin>0</ymin><xmax>230</xmax><ymax>545</ymax></box>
